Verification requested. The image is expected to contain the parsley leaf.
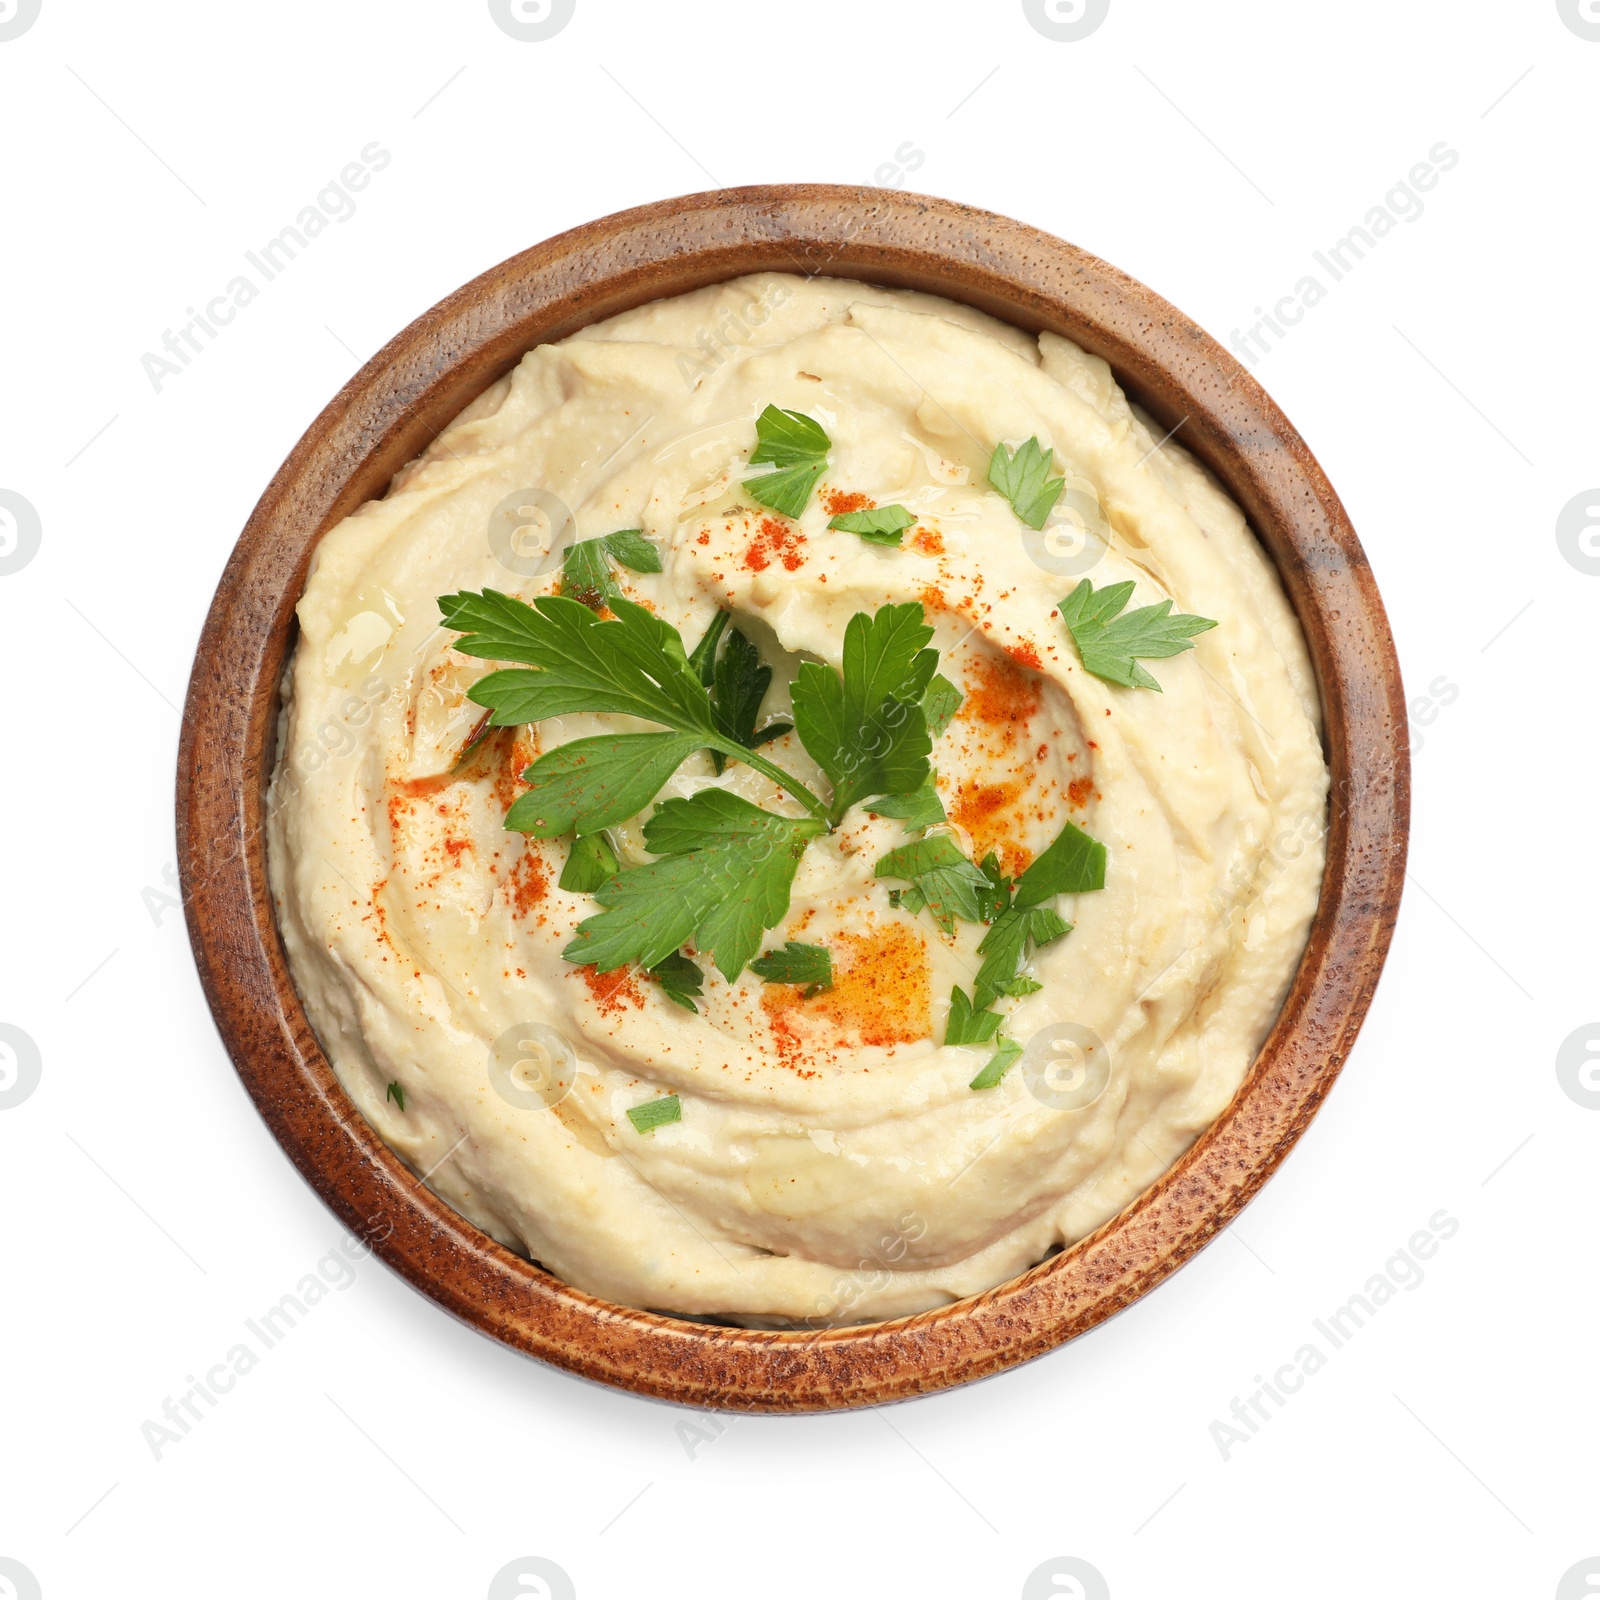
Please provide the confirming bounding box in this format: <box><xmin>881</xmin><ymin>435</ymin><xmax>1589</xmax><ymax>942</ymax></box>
<box><xmin>712</xmin><ymin>626</ymin><xmax>792</xmax><ymax>754</ymax></box>
<box><xmin>558</xmin><ymin>530</ymin><xmax>662</xmax><ymax>609</ymax></box>
<box><xmin>601</xmin><ymin>530</ymin><xmax>662</xmax><ymax>573</ymax></box>
<box><xmin>995</xmin><ymin>975</ymin><xmax>1043</xmax><ymax>999</ymax></box>
<box><xmin>944</xmin><ymin>985</ymin><xmax>1004</xmax><ymax>1047</ymax></box>
<box><xmin>1058</xmin><ymin>578</ymin><xmax>1218</xmax><ymax>691</ymax></box>
<box><xmin>969</xmin><ymin>1037</ymin><xmax>1023</xmax><ymax>1091</ymax></box>
<box><xmin>749</xmin><ymin>941</ymin><xmax>833</xmax><ymax>996</ymax></box>
<box><xmin>443</xmin><ymin>591</ymin><xmax>714</xmax><ymax>726</ymax></box>
<box><xmin>975</xmin><ymin>852</ymin><xmax>1012</xmax><ymax>924</ymax></box>
<box><xmin>385</xmin><ymin>1080</ymin><xmax>406</xmax><ymax>1111</ymax></box>
<box><xmin>648</xmin><ymin>952</ymin><xmax>703</xmax><ymax>1013</ymax></box>
<box><xmin>688</xmin><ymin>609</ymin><xmax>730</xmax><ymax>683</ymax></box>
<box><xmin>973</xmin><ymin>905</ymin><xmax>1071</xmax><ymax>1009</ymax></box>
<box><xmin>988</xmin><ymin>437</ymin><xmax>1066</xmax><ymax>530</ymax></box>
<box><xmin>506</xmin><ymin>731</ymin><xmax>706</xmax><ymax>838</ymax></box>
<box><xmin>829</xmin><ymin>504</ymin><xmax>915</xmax><ymax>546</ymax></box>
<box><xmin>875</xmin><ymin>834</ymin><xmax>990</xmax><ymax>935</ymax></box>
<box><xmin>792</xmin><ymin>602</ymin><xmax>937</xmax><ymax>823</ymax></box>
<box><xmin>870</xmin><ymin>771</ymin><xmax>945</xmax><ymax>832</ymax></box>
<box><xmin>564</xmin><ymin>789</ymin><xmax>825</xmax><ymax>980</ymax></box>
<box><xmin>921</xmin><ymin>673</ymin><xmax>963</xmax><ymax>740</ymax></box>
<box><xmin>440</xmin><ymin>590</ymin><xmax>825</xmax><ymax>817</ymax></box>
<box><xmin>744</xmin><ymin>405</ymin><xmax>830</xmax><ymax>519</ymax></box>
<box><xmin>559</xmin><ymin>831</ymin><xmax>620</xmax><ymax>893</ymax></box>
<box><xmin>966</xmin><ymin>819</ymin><xmax>1101</xmax><ymax>1005</ymax></box>
<box><xmin>627</xmin><ymin>1095</ymin><xmax>681</xmax><ymax>1134</ymax></box>
<box><xmin>1013</xmin><ymin>818</ymin><xmax>1107</xmax><ymax>907</ymax></box>
<box><xmin>686</xmin><ymin>613</ymin><xmax>792</xmax><ymax>776</ymax></box>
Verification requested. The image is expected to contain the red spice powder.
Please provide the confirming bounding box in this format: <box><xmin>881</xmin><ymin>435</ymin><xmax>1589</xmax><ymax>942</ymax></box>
<box><xmin>577</xmin><ymin>963</ymin><xmax>645</xmax><ymax>1015</ymax></box>
<box><xmin>762</xmin><ymin>924</ymin><xmax>931</xmax><ymax>1065</ymax></box>
<box><xmin>956</xmin><ymin>654</ymin><xmax>1042</xmax><ymax>745</ymax></box>
<box><xmin>1067</xmin><ymin>776</ymin><xmax>1094</xmax><ymax>809</ymax></box>
<box><xmin>820</xmin><ymin>488</ymin><xmax>873</xmax><ymax>516</ymax></box>
<box><xmin>950</xmin><ymin>779</ymin><xmax>1032</xmax><ymax>876</ymax></box>
<box><xmin>744</xmin><ymin>517</ymin><xmax>806</xmax><ymax>572</ymax></box>
<box><xmin>1009</xmin><ymin>641</ymin><xmax>1042</xmax><ymax>670</ymax></box>
<box><xmin>909</xmin><ymin>527</ymin><xmax>945</xmax><ymax>556</ymax></box>
<box><xmin>507</xmin><ymin>849</ymin><xmax>548</xmax><ymax>917</ymax></box>
<box><xmin>493</xmin><ymin>731</ymin><xmax>534</xmax><ymax>814</ymax></box>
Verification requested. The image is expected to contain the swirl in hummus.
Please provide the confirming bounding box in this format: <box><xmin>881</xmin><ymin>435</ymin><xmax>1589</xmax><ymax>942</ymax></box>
<box><xmin>267</xmin><ymin>273</ymin><xmax>1328</xmax><ymax>1325</ymax></box>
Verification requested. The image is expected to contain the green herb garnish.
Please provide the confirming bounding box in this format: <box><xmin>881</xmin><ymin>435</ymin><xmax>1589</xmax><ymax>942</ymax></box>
<box><xmin>944</xmin><ymin>985</ymin><xmax>1004</xmax><ymax>1047</ymax></box>
<box><xmin>921</xmin><ymin>674</ymin><xmax>963</xmax><ymax>740</ymax></box>
<box><xmin>565</xmin><ymin>790</ymin><xmax>825</xmax><ymax>981</ymax></box>
<box><xmin>988</xmin><ymin>437</ymin><xmax>1066</xmax><ymax>530</ymax></box>
<box><xmin>440</xmin><ymin>590</ymin><xmax>826</xmax><ymax>826</ymax></box>
<box><xmin>969</xmin><ymin>820</ymin><xmax>1102</xmax><ymax>1005</ymax></box>
<box><xmin>744</xmin><ymin>405</ymin><xmax>831</xmax><ymax>519</ymax></box>
<box><xmin>1058</xmin><ymin>578</ymin><xmax>1218</xmax><ymax>692</ymax></box>
<box><xmin>711</xmin><ymin>624</ymin><xmax>792</xmax><ymax>758</ymax></box>
<box><xmin>968</xmin><ymin>1037</ymin><xmax>1023</xmax><ymax>1090</ymax></box>
<box><xmin>749</xmin><ymin>941</ymin><xmax>834</xmax><ymax>997</ymax></box>
<box><xmin>648</xmin><ymin>952</ymin><xmax>704</xmax><ymax>1013</ymax></box>
<box><xmin>686</xmin><ymin>611</ymin><xmax>794</xmax><ymax>776</ymax></box>
<box><xmin>869</xmin><ymin>771</ymin><xmax>945</xmax><ymax>832</ymax></box>
<box><xmin>1014</xmin><ymin>820</ymin><xmax>1106</xmax><ymax>906</ymax></box>
<box><xmin>507</xmin><ymin>731</ymin><xmax>708</xmax><ymax>838</ymax></box>
<box><xmin>973</xmin><ymin>905</ymin><xmax>1071</xmax><ymax>1009</ymax></box>
<box><xmin>385</xmin><ymin>1080</ymin><xmax>406</xmax><ymax>1112</ymax></box>
<box><xmin>874</xmin><ymin>834</ymin><xmax>991</xmax><ymax>935</ymax></box>
<box><xmin>626</xmin><ymin>1095</ymin><xmax>681</xmax><ymax>1134</ymax></box>
<box><xmin>561</xmin><ymin>529</ymin><xmax>661</xmax><ymax>609</ymax></box>
<box><xmin>791</xmin><ymin>602</ymin><xmax>936</xmax><ymax>824</ymax></box>
<box><xmin>829</xmin><ymin>504</ymin><xmax>915</xmax><ymax>546</ymax></box>
<box><xmin>559</xmin><ymin>831</ymin><xmax>620</xmax><ymax>893</ymax></box>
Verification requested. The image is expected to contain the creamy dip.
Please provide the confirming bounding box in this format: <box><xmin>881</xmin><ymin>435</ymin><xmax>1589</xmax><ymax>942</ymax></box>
<box><xmin>267</xmin><ymin>273</ymin><xmax>1328</xmax><ymax>1325</ymax></box>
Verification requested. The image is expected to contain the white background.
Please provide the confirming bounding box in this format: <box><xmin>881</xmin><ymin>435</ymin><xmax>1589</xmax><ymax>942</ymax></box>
<box><xmin>2</xmin><ymin>2</ymin><xmax>1596</xmax><ymax>1596</ymax></box>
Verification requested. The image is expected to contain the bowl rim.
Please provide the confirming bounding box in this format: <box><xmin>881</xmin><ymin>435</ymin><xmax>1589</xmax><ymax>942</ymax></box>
<box><xmin>176</xmin><ymin>183</ymin><xmax>1409</xmax><ymax>1412</ymax></box>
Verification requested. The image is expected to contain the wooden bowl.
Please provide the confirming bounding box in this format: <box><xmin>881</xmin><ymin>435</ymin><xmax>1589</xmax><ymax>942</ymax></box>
<box><xmin>177</xmin><ymin>185</ymin><xmax>1408</xmax><ymax>1411</ymax></box>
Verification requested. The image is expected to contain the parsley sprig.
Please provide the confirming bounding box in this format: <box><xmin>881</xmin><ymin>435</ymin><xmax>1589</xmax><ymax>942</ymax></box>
<box><xmin>989</xmin><ymin>437</ymin><xmax>1066</xmax><ymax>530</ymax></box>
<box><xmin>439</xmin><ymin>589</ymin><xmax>828</xmax><ymax>827</ymax></box>
<box><xmin>791</xmin><ymin>602</ymin><xmax>937</xmax><ymax>825</ymax></box>
<box><xmin>565</xmin><ymin>790</ymin><xmax>824</xmax><ymax>981</ymax></box>
<box><xmin>744</xmin><ymin>405</ymin><xmax>830</xmax><ymax>519</ymax></box>
<box><xmin>560</xmin><ymin>529</ymin><xmax>661</xmax><ymax>609</ymax></box>
<box><xmin>829</xmin><ymin>504</ymin><xmax>914</xmax><ymax>546</ymax></box>
<box><xmin>750</xmin><ymin>941</ymin><xmax>833</xmax><ymax>996</ymax></box>
<box><xmin>1059</xmin><ymin>578</ymin><xmax>1218</xmax><ymax>691</ymax></box>
<box><xmin>689</xmin><ymin>610</ymin><xmax>792</xmax><ymax>775</ymax></box>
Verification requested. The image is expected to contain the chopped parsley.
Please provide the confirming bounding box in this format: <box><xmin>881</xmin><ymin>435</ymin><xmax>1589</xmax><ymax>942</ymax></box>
<box><xmin>744</xmin><ymin>405</ymin><xmax>830</xmax><ymax>519</ymax></box>
<box><xmin>564</xmin><ymin>790</ymin><xmax>825</xmax><ymax>981</ymax></box>
<box><xmin>921</xmin><ymin>674</ymin><xmax>963</xmax><ymax>739</ymax></box>
<box><xmin>870</xmin><ymin>771</ymin><xmax>946</xmax><ymax>832</ymax></box>
<box><xmin>648</xmin><ymin>952</ymin><xmax>704</xmax><ymax>1013</ymax></box>
<box><xmin>385</xmin><ymin>1080</ymin><xmax>405</xmax><ymax>1112</ymax></box>
<box><xmin>749</xmin><ymin>941</ymin><xmax>834</xmax><ymax>996</ymax></box>
<box><xmin>968</xmin><ymin>1037</ymin><xmax>1023</xmax><ymax>1091</ymax></box>
<box><xmin>687</xmin><ymin>610</ymin><xmax>793</xmax><ymax>775</ymax></box>
<box><xmin>1058</xmin><ymin>578</ymin><xmax>1217</xmax><ymax>691</ymax></box>
<box><xmin>791</xmin><ymin>602</ymin><xmax>936</xmax><ymax>824</ymax></box>
<box><xmin>559</xmin><ymin>831</ymin><xmax>620</xmax><ymax>893</ymax></box>
<box><xmin>829</xmin><ymin>504</ymin><xmax>915</xmax><ymax>546</ymax></box>
<box><xmin>988</xmin><ymin>437</ymin><xmax>1066</xmax><ymax>530</ymax></box>
<box><xmin>439</xmin><ymin>589</ymin><xmax>827</xmax><ymax>825</ymax></box>
<box><xmin>874</xmin><ymin>834</ymin><xmax>991</xmax><ymax>935</ymax></box>
<box><xmin>944</xmin><ymin>985</ymin><xmax>1004</xmax><ymax>1047</ymax></box>
<box><xmin>626</xmin><ymin>1095</ymin><xmax>682</xmax><ymax>1134</ymax></box>
<box><xmin>560</xmin><ymin>529</ymin><xmax>661</xmax><ymax>608</ymax></box>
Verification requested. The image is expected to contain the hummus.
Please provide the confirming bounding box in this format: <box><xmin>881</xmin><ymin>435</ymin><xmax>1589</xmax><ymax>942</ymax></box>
<box><xmin>267</xmin><ymin>273</ymin><xmax>1328</xmax><ymax>1325</ymax></box>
